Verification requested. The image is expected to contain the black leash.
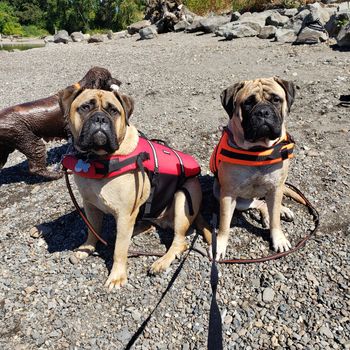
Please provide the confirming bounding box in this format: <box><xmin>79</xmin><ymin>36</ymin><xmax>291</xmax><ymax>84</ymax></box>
<box><xmin>208</xmin><ymin>214</ymin><xmax>223</xmax><ymax>350</ymax></box>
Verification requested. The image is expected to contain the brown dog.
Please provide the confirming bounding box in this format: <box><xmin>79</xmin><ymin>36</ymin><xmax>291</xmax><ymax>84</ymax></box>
<box><xmin>210</xmin><ymin>77</ymin><xmax>298</xmax><ymax>260</ymax></box>
<box><xmin>61</xmin><ymin>86</ymin><xmax>210</xmax><ymax>290</ymax></box>
<box><xmin>0</xmin><ymin>67</ymin><xmax>121</xmax><ymax>179</ymax></box>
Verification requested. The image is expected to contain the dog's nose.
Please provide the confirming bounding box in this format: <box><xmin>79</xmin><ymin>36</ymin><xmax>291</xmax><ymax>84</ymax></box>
<box><xmin>253</xmin><ymin>107</ymin><xmax>271</xmax><ymax>119</ymax></box>
<box><xmin>91</xmin><ymin>113</ymin><xmax>108</xmax><ymax>126</ymax></box>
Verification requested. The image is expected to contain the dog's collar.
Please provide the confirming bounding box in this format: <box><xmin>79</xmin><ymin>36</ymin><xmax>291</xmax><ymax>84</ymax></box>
<box><xmin>210</xmin><ymin>128</ymin><xmax>295</xmax><ymax>172</ymax></box>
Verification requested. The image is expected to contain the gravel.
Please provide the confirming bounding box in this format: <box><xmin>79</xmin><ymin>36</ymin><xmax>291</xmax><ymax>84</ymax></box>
<box><xmin>0</xmin><ymin>32</ymin><xmax>349</xmax><ymax>349</ymax></box>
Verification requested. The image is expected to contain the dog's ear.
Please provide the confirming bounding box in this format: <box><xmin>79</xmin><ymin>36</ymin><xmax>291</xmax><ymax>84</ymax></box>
<box><xmin>108</xmin><ymin>78</ymin><xmax>122</xmax><ymax>92</ymax></box>
<box><xmin>58</xmin><ymin>83</ymin><xmax>83</xmax><ymax>116</ymax></box>
<box><xmin>274</xmin><ymin>77</ymin><xmax>296</xmax><ymax>112</ymax></box>
<box><xmin>220</xmin><ymin>82</ymin><xmax>245</xmax><ymax>118</ymax></box>
<box><xmin>114</xmin><ymin>91</ymin><xmax>134</xmax><ymax>124</ymax></box>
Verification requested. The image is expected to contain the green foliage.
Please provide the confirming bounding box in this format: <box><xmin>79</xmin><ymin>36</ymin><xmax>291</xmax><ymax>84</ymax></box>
<box><xmin>22</xmin><ymin>25</ymin><xmax>48</xmax><ymax>37</ymax></box>
<box><xmin>184</xmin><ymin>0</ymin><xmax>232</xmax><ymax>15</ymax></box>
<box><xmin>0</xmin><ymin>1</ymin><xmax>23</xmax><ymax>35</ymax></box>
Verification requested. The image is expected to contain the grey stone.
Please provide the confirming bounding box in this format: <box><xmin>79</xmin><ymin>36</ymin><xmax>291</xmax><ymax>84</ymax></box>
<box><xmin>54</xmin><ymin>30</ymin><xmax>71</xmax><ymax>44</ymax></box>
<box><xmin>295</xmin><ymin>9</ymin><xmax>311</xmax><ymax>22</ymax></box>
<box><xmin>262</xmin><ymin>287</ymin><xmax>275</xmax><ymax>303</ymax></box>
<box><xmin>199</xmin><ymin>16</ymin><xmax>230</xmax><ymax>33</ymax></box>
<box><xmin>107</xmin><ymin>30</ymin><xmax>113</xmax><ymax>40</ymax></box>
<box><xmin>266</xmin><ymin>12</ymin><xmax>290</xmax><ymax>27</ymax></box>
<box><xmin>224</xmin><ymin>24</ymin><xmax>258</xmax><ymax>40</ymax></box>
<box><xmin>296</xmin><ymin>26</ymin><xmax>329</xmax><ymax>44</ymax></box>
<box><xmin>44</xmin><ymin>35</ymin><xmax>54</xmax><ymax>43</ymax></box>
<box><xmin>241</xmin><ymin>21</ymin><xmax>262</xmax><ymax>33</ymax></box>
<box><xmin>283</xmin><ymin>8</ymin><xmax>298</xmax><ymax>18</ymax></box>
<box><xmin>326</xmin><ymin>12</ymin><xmax>350</xmax><ymax>38</ymax></box>
<box><xmin>283</xmin><ymin>18</ymin><xmax>303</xmax><ymax>34</ymax></box>
<box><xmin>174</xmin><ymin>20</ymin><xmax>190</xmax><ymax>32</ymax></box>
<box><xmin>231</xmin><ymin>11</ymin><xmax>241</xmax><ymax>22</ymax></box>
<box><xmin>319</xmin><ymin>325</ymin><xmax>333</xmax><ymax>339</ymax></box>
<box><xmin>139</xmin><ymin>25</ymin><xmax>158</xmax><ymax>40</ymax></box>
<box><xmin>185</xmin><ymin>17</ymin><xmax>204</xmax><ymax>33</ymax></box>
<box><xmin>116</xmin><ymin>328</ymin><xmax>131</xmax><ymax>343</ymax></box>
<box><xmin>70</xmin><ymin>31</ymin><xmax>85</xmax><ymax>42</ymax></box>
<box><xmin>127</xmin><ymin>20</ymin><xmax>151</xmax><ymax>35</ymax></box>
<box><xmin>258</xmin><ymin>25</ymin><xmax>277</xmax><ymax>39</ymax></box>
<box><xmin>275</xmin><ymin>28</ymin><xmax>297</xmax><ymax>43</ymax></box>
<box><xmin>305</xmin><ymin>2</ymin><xmax>331</xmax><ymax>26</ymax></box>
<box><xmin>88</xmin><ymin>34</ymin><xmax>104</xmax><ymax>43</ymax></box>
<box><xmin>337</xmin><ymin>22</ymin><xmax>350</xmax><ymax>47</ymax></box>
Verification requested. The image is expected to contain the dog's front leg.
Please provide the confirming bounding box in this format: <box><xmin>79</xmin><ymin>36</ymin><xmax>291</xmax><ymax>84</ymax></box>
<box><xmin>105</xmin><ymin>214</ymin><xmax>136</xmax><ymax>290</ymax></box>
<box><xmin>212</xmin><ymin>192</ymin><xmax>237</xmax><ymax>260</ymax></box>
<box><xmin>266</xmin><ymin>187</ymin><xmax>291</xmax><ymax>252</ymax></box>
<box><xmin>74</xmin><ymin>201</ymin><xmax>103</xmax><ymax>260</ymax></box>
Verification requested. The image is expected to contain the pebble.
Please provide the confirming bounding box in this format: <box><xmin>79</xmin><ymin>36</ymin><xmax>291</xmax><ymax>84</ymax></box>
<box><xmin>319</xmin><ymin>325</ymin><xmax>333</xmax><ymax>339</ymax></box>
<box><xmin>262</xmin><ymin>288</ymin><xmax>275</xmax><ymax>303</ymax></box>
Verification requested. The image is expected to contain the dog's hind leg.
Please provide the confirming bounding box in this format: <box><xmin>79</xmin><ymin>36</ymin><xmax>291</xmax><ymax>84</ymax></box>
<box><xmin>74</xmin><ymin>201</ymin><xmax>104</xmax><ymax>260</ymax></box>
<box><xmin>16</xmin><ymin>135</ymin><xmax>62</xmax><ymax>179</ymax></box>
<box><xmin>150</xmin><ymin>178</ymin><xmax>201</xmax><ymax>274</ymax></box>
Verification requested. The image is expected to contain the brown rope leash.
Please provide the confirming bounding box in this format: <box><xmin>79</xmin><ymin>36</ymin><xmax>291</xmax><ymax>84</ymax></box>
<box><xmin>64</xmin><ymin>167</ymin><xmax>319</xmax><ymax>262</ymax></box>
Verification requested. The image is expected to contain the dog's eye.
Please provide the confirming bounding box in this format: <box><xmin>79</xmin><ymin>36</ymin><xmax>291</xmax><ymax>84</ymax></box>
<box><xmin>271</xmin><ymin>96</ymin><xmax>281</xmax><ymax>104</ymax></box>
<box><xmin>109</xmin><ymin>107</ymin><xmax>120</xmax><ymax>115</ymax></box>
<box><xmin>243</xmin><ymin>96</ymin><xmax>255</xmax><ymax>107</ymax></box>
<box><xmin>79</xmin><ymin>103</ymin><xmax>91</xmax><ymax>113</ymax></box>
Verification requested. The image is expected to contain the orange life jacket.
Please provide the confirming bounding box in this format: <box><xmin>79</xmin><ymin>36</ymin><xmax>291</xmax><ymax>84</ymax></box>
<box><xmin>210</xmin><ymin>128</ymin><xmax>295</xmax><ymax>175</ymax></box>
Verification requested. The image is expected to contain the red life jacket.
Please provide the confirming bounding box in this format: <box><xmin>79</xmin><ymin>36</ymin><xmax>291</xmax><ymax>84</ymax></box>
<box><xmin>210</xmin><ymin>128</ymin><xmax>295</xmax><ymax>175</ymax></box>
<box><xmin>62</xmin><ymin>136</ymin><xmax>200</xmax><ymax>219</ymax></box>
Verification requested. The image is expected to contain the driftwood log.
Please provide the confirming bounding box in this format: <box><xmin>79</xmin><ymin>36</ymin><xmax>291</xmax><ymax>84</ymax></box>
<box><xmin>144</xmin><ymin>0</ymin><xmax>196</xmax><ymax>33</ymax></box>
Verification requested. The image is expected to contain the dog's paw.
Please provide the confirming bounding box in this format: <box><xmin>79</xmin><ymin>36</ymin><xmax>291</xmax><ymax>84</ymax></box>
<box><xmin>281</xmin><ymin>206</ymin><xmax>294</xmax><ymax>222</ymax></box>
<box><xmin>208</xmin><ymin>235</ymin><xmax>229</xmax><ymax>261</ymax></box>
<box><xmin>271</xmin><ymin>230</ymin><xmax>292</xmax><ymax>252</ymax></box>
<box><xmin>149</xmin><ymin>255</ymin><xmax>173</xmax><ymax>274</ymax></box>
<box><xmin>74</xmin><ymin>245</ymin><xmax>95</xmax><ymax>260</ymax></box>
<box><xmin>104</xmin><ymin>270</ymin><xmax>128</xmax><ymax>291</ymax></box>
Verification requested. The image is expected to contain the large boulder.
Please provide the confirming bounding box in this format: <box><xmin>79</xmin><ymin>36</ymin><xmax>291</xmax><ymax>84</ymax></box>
<box><xmin>224</xmin><ymin>24</ymin><xmax>258</xmax><ymax>40</ymax></box>
<box><xmin>304</xmin><ymin>2</ymin><xmax>331</xmax><ymax>26</ymax></box>
<box><xmin>127</xmin><ymin>20</ymin><xmax>151</xmax><ymax>35</ymax></box>
<box><xmin>174</xmin><ymin>20</ymin><xmax>190</xmax><ymax>32</ymax></box>
<box><xmin>185</xmin><ymin>17</ymin><xmax>204</xmax><ymax>33</ymax></box>
<box><xmin>325</xmin><ymin>12</ymin><xmax>350</xmax><ymax>37</ymax></box>
<box><xmin>275</xmin><ymin>28</ymin><xmax>297</xmax><ymax>43</ymax></box>
<box><xmin>231</xmin><ymin>11</ymin><xmax>241</xmax><ymax>22</ymax></box>
<box><xmin>266</xmin><ymin>12</ymin><xmax>289</xmax><ymax>27</ymax></box>
<box><xmin>283</xmin><ymin>8</ymin><xmax>298</xmax><ymax>18</ymax></box>
<box><xmin>199</xmin><ymin>16</ymin><xmax>230</xmax><ymax>33</ymax></box>
<box><xmin>71</xmin><ymin>31</ymin><xmax>85</xmax><ymax>42</ymax></box>
<box><xmin>337</xmin><ymin>22</ymin><xmax>350</xmax><ymax>47</ymax></box>
<box><xmin>295</xmin><ymin>25</ymin><xmax>329</xmax><ymax>44</ymax></box>
<box><xmin>258</xmin><ymin>25</ymin><xmax>277</xmax><ymax>39</ymax></box>
<box><xmin>139</xmin><ymin>25</ymin><xmax>158</xmax><ymax>40</ymax></box>
<box><xmin>44</xmin><ymin>35</ymin><xmax>54</xmax><ymax>43</ymax></box>
<box><xmin>54</xmin><ymin>30</ymin><xmax>71</xmax><ymax>44</ymax></box>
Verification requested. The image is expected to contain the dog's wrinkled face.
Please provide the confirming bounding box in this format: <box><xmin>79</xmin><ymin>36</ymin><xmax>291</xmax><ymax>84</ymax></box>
<box><xmin>63</xmin><ymin>88</ymin><xmax>134</xmax><ymax>155</ymax></box>
<box><xmin>221</xmin><ymin>77</ymin><xmax>295</xmax><ymax>145</ymax></box>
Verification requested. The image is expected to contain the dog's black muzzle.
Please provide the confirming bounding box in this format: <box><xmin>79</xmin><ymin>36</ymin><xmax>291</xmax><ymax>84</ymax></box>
<box><xmin>243</xmin><ymin>103</ymin><xmax>282</xmax><ymax>142</ymax></box>
<box><xmin>77</xmin><ymin>112</ymin><xmax>118</xmax><ymax>153</ymax></box>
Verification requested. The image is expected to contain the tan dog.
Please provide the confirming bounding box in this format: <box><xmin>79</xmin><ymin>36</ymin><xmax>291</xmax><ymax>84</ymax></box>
<box><xmin>61</xmin><ymin>86</ymin><xmax>210</xmax><ymax>290</ymax></box>
<box><xmin>211</xmin><ymin>77</ymin><xmax>298</xmax><ymax>260</ymax></box>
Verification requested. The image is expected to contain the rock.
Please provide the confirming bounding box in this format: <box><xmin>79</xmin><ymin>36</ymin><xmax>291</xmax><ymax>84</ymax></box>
<box><xmin>231</xmin><ymin>11</ymin><xmax>241</xmax><ymax>22</ymax></box>
<box><xmin>275</xmin><ymin>28</ymin><xmax>297</xmax><ymax>43</ymax></box>
<box><xmin>319</xmin><ymin>325</ymin><xmax>333</xmax><ymax>339</ymax></box>
<box><xmin>174</xmin><ymin>20</ymin><xmax>190</xmax><ymax>32</ymax></box>
<box><xmin>296</xmin><ymin>25</ymin><xmax>328</xmax><ymax>44</ymax></box>
<box><xmin>83</xmin><ymin>33</ymin><xmax>90</xmax><ymax>41</ymax></box>
<box><xmin>44</xmin><ymin>35</ymin><xmax>54</xmax><ymax>43</ymax></box>
<box><xmin>139</xmin><ymin>25</ymin><xmax>158</xmax><ymax>40</ymax></box>
<box><xmin>53</xmin><ymin>30</ymin><xmax>71</xmax><ymax>44</ymax></box>
<box><xmin>258</xmin><ymin>25</ymin><xmax>277</xmax><ymax>39</ymax></box>
<box><xmin>224</xmin><ymin>24</ymin><xmax>258</xmax><ymax>40</ymax></box>
<box><xmin>262</xmin><ymin>287</ymin><xmax>275</xmax><ymax>303</ymax></box>
<box><xmin>305</xmin><ymin>2</ymin><xmax>331</xmax><ymax>26</ymax></box>
<box><xmin>88</xmin><ymin>34</ymin><xmax>104</xmax><ymax>43</ymax></box>
<box><xmin>266</xmin><ymin>12</ymin><xmax>290</xmax><ymax>27</ymax></box>
<box><xmin>107</xmin><ymin>30</ymin><xmax>113</xmax><ymax>40</ymax></box>
<box><xmin>70</xmin><ymin>31</ymin><xmax>85</xmax><ymax>42</ymax></box>
<box><xmin>199</xmin><ymin>16</ymin><xmax>230</xmax><ymax>33</ymax></box>
<box><xmin>29</xmin><ymin>226</ymin><xmax>41</xmax><ymax>238</ymax></box>
<box><xmin>325</xmin><ymin>12</ymin><xmax>350</xmax><ymax>37</ymax></box>
<box><xmin>283</xmin><ymin>8</ymin><xmax>298</xmax><ymax>18</ymax></box>
<box><xmin>337</xmin><ymin>22</ymin><xmax>350</xmax><ymax>47</ymax></box>
<box><xmin>283</xmin><ymin>18</ymin><xmax>303</xmax><ymax>34</ymax></box>
<box><xmin>127</xmin><ymin>20</ymin><xmax>152</xmax><ymax>35</ymax></box>
<box><xmin>240</xmin><ymin>21</ymin><xmax>262</xmax><ymax>33</ymax></box>
<box><xmin>185</xmin><ymin>17</ymin><xmax>204</xmax><ymax>33</ymax></box>
<box><xmin>295</xmin><ymin>9</ymin><xmax>311</xmax><ymax>22</ymax></box>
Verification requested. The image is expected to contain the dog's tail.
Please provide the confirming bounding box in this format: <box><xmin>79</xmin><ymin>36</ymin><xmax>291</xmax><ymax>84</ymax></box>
<box><xmin>283</xmin><ymin>185</ymin><xmax>306</xmax><ymax>205</ymax></box>
<box><xmin>195</xmin><ymin>213</ymin><xmax>212</xmax><ymax>245</ymax></box>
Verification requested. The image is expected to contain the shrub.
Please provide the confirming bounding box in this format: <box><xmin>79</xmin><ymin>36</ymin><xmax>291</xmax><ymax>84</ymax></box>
<box><xmin>22</xmin><ymin>25</ymin><xmax>48</xmax><ymax>37</ymax></box>
<box><xmin>2</xmin><ymin>21</ymin><xmax>23</xmax><ymax>35</ymax></box>
<box><xmin>184</xmin><ymin>0</ymin><xmax>232</xmax><ymax>15</ymax></box>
